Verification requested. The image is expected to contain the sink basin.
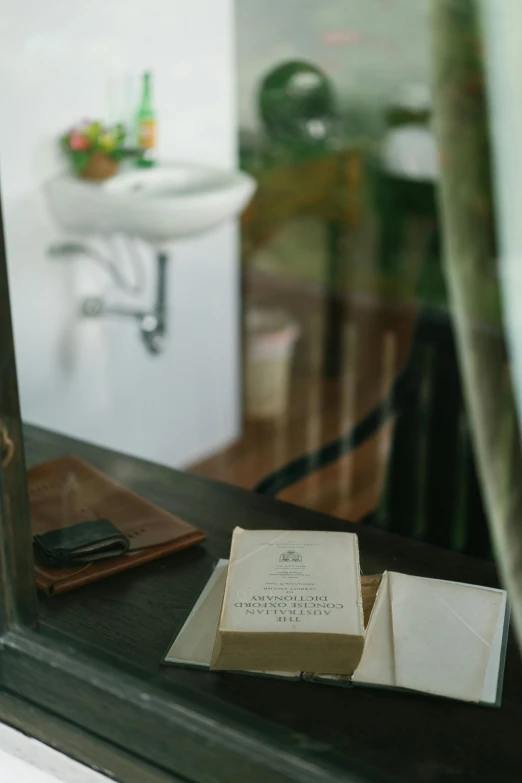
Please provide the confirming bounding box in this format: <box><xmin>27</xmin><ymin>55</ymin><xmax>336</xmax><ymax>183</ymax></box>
<box><xmin>46</xmin><ymin>162</ymin><xmax>256</xmax><ymax>244</ymax></box>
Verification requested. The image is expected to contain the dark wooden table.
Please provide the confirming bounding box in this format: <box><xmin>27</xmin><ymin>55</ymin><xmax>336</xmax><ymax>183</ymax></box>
<box><xmin>25</xmin><ymin>424</ymin><xmax>522</xmax><ymax>783</ymax></box>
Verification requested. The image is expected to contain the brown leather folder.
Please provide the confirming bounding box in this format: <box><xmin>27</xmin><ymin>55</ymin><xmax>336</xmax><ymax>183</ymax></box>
<box><xmin>28</xmin><ymin>455</ymin><xmax>205</xmax><ymax>595</ymax></box>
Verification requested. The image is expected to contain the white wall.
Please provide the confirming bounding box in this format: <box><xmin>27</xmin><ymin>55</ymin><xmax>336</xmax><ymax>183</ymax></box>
<box><xmin>237</xmin><ymin>0</ymin><xmax>431</xmax><ymax>131</ymax></box>
<box><xmin>0</xmin><ymin>0</ymin><xmax>240</xmax><ymax>468</ymax></box>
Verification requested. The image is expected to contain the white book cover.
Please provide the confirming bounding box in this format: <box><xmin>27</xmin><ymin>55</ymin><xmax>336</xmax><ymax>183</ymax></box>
<box><xmin>313</xmin><ymin>571</ymin><xmax>509</xmax><ymax>706</ymax></box>
<box><xmin>218</xmin><ymin>528</ymin><xmax>364</xmax><ymax>637</ymax></box>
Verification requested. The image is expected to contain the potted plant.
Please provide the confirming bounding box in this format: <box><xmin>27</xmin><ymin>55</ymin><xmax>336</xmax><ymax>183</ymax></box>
<box><xmin>61</xmin><ymin>120</ymin><xmax>126</xmax><ymax>180</ymax></box>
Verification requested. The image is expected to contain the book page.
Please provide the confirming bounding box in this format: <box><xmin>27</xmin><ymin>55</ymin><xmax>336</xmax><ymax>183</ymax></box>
<box><xmin>165</xmin><ymin>559</ymin><xmax>228</xmax><ymax>666</ymax></box>
<box><xmin>219</xmin><ymin>528</ymin><xmax>364</xmax><ymax>637</ymax></box>
<box><xmin>354</xmin><ymin>571</ymin><xmax>507</xmax><ymax>704</ymax></box>
<box><xmin>391</xmin><ymin>572</ymin><xmax>503</xmax><ymax>702</ymax></box>
<box><xmin>352</xmin><ymin>572</ymin><xmax>395</xmax><ymax>687</ymax></box>
<box><xmin>481</xmin><ymin>590</ymin><xmax>508</xmax><ymax>704</ymax></box>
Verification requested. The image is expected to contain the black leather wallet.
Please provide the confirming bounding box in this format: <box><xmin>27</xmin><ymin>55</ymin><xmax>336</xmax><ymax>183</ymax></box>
<box><xmin>33</xmin><ymin>519</ymin><xmax>130</xmax><ymax>568</ymax></box>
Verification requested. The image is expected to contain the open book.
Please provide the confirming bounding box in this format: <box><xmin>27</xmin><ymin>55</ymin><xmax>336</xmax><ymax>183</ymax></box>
<box><xmin>164</xmin><ymin>560</ymin><xmax>509</xmax><ymax>705</ymax></box>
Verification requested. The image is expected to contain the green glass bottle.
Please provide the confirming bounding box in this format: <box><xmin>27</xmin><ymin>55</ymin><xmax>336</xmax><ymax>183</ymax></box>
<box><xmin>135</xmin><ymin>72</ymin><xmax>156</xmax><ymax>167</ymax></box>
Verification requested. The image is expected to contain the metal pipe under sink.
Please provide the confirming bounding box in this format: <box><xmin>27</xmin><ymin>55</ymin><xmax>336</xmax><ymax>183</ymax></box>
<box><xmin>81</xmin><ymin>250</ymin><xmax>169</xmax><ymax>355</ymax></box>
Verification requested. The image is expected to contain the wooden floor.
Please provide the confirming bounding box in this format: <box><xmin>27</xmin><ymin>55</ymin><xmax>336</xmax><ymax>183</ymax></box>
<box><xmin>190</xmin><ymin>269</ymin><xmax>418</xmax><ymax>522</ymax></box>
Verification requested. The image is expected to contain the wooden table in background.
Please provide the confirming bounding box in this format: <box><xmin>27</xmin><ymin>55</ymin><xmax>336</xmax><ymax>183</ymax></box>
<box><xmin>241</xmin><ymin>148</ymin><xmax>364</xmax><ymax>376</ymax></box>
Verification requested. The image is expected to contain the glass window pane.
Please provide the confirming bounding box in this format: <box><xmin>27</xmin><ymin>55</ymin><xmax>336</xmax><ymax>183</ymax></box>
<box><xmin>1</xmin><ymin>1</ymin><xmax>519</xmax><ymax>781</ymax></box>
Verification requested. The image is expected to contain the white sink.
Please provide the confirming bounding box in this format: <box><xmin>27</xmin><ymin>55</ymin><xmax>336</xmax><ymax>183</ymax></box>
<box><xmin>46</xmin><ymin>162</ymin><xmax>256</xmax><ymax>244</ymax></box>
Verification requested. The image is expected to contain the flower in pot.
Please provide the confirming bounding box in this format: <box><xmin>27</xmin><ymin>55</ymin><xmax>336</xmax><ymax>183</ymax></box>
<box><xmin>61</xmin><ymin>120</ymin><xmax>126</xmax><ymax>180</ymax></box>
